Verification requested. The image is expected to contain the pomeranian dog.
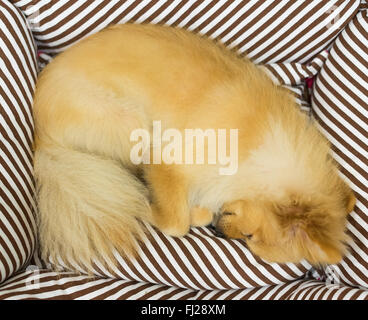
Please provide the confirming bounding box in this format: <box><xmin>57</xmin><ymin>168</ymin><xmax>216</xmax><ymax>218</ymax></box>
<box><xmin>33</xmin><ymin>24</ymin><xmax>355</xmax><ymax>269</ymax></box>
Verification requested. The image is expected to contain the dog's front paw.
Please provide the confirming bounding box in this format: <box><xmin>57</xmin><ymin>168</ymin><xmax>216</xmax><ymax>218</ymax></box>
<box><xmin>190</xmin><ymin>206</ymin><xmax>213</xmax><ymax>227</ymax></box>
<box><xmin>159</xmin><ymin>224</ymin><xmax>190</xmax><ymax>237</ymax></box>
<box><xmin>150</xmin><ymin>205</ymin><xmax>190</xmax><ymax>237</ymax></box>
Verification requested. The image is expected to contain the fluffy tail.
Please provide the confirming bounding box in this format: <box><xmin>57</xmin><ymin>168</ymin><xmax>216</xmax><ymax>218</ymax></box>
<box><xmin>34</xmin><ymin>145</ymin><xmax>151</xmax><ymax>270</ymax></box>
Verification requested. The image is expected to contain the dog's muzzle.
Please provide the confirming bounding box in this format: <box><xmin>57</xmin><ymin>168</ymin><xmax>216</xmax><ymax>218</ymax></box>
<box><xmin>211</xmin><ymin>213</ymin><xmax>226</xmax><ymax>238</ymax></box>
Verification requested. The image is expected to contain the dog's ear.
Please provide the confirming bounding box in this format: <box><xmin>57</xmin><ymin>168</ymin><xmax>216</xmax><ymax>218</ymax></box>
<box><xmin>274</xmin><ymin>201</ymin><xmax>345</xmax><ymax>264</ymax></box>
<box><xmin>308</xmin><ymin>237</ymin><xmax>344</xmax><ymax>264</ymax></box>
<box><xmin>286</xmin><ymin>219</ymin><xmax>344</xmax><ymax>264</ymax></box>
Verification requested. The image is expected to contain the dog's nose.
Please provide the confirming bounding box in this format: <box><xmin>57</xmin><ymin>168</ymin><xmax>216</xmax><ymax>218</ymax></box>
<box><xmin>211</xmin><ymin>213</ymin><xmax>227</xmax><ymax>238</ymax></box>
<box><xmin>210</xmin><ymin>223</ymin><xmax>225</xmax><ymax>238</ymax></box>
<box><xmin>214</xmin><ymin>228</ymin><xmax>225</xmax><ymax>238</ymax></box>
<box><xmin>211</xmin><ymin>213</ymin><xmax>221</xmax><ymax>227</ymax></box>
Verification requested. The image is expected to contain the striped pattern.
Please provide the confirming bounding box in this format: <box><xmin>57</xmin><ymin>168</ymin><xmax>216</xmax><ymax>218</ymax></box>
<box><xmin>11</xmin><ymin>0</ymin><xmax>360</xmax><ymax>63</ymax></box>
<box><xmin>312</xmin><ymin>7</ymin><xmax>368</xmax><ymax>288</ymax></box>
<box><xmin>0</xmin><ymin>269</ymin><xmax>199</xmax><ymax>300</ymax></box>
<box><xmin>0</xmin><ymin>0</ymin><xmax>37</xmax><ymax>283</ymax></box>
<box><xmin>0</xmin><ymin>270</ymin><xmax>367</xmax><ymax>300</ymax></box>
<box><xmin>264</xmin><ymin>50</ymin><xmax>329</xmax><ymax>87</ymax></box>
<box><xmin>13</xmin><ymin>0</ymin><xmax>331</xmax><ymax>291</ymax></box>
<box><xmin>286</xmin><ymin>280</ymin><xmax>368</xmax><ymax>300</ymax></box>
<box><xmin>38</xmin><ymin>224</ymin><xmax>312</xmax><ymax>291</ymax></box>
<box><xmin>1</xmin><ymin>0</ymin><xmax>366</xmax><ymax>299</ymax></box>
<box><xmin>13</xmin><ymin>0</ymin><xmax>359</xmax><ymax>123</ymax></box>
<box><xmin>262</xmin><ymin>51</ymin><xmax>330</xmax><ymax>112</ymax></box>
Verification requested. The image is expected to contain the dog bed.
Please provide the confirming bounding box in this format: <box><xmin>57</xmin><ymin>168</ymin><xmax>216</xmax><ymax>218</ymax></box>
<box><xmin>1</xmin><ymin>0</ymin><xmax>367</xmax><ymax>299</ymax></box>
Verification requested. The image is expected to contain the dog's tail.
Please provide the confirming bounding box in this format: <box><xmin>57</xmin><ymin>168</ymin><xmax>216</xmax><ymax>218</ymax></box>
<box><xmin>34</xmin><ymin>145</ymin><xmax>151</xmax><ymax>270</ymax></box>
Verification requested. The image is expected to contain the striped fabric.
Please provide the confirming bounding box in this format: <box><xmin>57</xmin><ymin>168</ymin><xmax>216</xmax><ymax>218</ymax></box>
<box><xmin>0</xmin><ymin>270</ymin><xmax>367</xmax><ymax>300</ymax></box>
<box><xmin>5</xmin><ymin>0</ymin><xmax>336</xmax><ymax>291</ymax></box>
<box><xmin>263</xmin><ymin>50</ymin><xmax>329</xmax><ymax>87</ymax></box>
<box><xmin>8</xmin><ymin>0</ymin><xmax>361</xmax><ymax>124</ymax></box>
<box><xmin>312</xmin><ymin>7</ymin><xmax>368</xmax><ymax>288</ymax></box>
<box><xmin>262</xmin><ymin>50</ymin><xmax>330</xmax><ymax>112</ymax></box>
<box><xmin>0</xmin><ymin>269</ymin><xmax>199</xmax><ymax>300</ymax></box>
<box><xmin>11</xmin><ymin>0</ymin><xmax>360</xmax><ymax>63</ymax></box>
<box><xmin>0</xmin><ymin>0</ymin><xmax>37</xmax><ymax>283</ymax></box>
<box><xmin>37</xmin><ymin>224</ymin><xmax>312</xmax><ymax>291</ymax></box>
<box><xmin>1</xmin><ymin>0</ymin><xmax>367</xmax><ymax>299</ymax></box>
<box><xmin>286</xmin><ymin>280</ymin><xmax>368</xmax><ymax>300</ymax></box>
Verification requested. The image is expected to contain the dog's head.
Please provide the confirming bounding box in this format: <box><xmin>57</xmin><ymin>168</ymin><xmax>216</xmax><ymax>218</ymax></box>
<box><xmin>214</xmin><ymin>179</ymin><xmax>355</xmax><ymax>265</ymax></box>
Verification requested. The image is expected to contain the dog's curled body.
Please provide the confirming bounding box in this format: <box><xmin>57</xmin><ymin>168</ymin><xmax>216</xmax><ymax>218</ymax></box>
<box><xmin>34</xmin><ymin>24</ymin><xmax>355</xmax><ymax>268</ymax></box>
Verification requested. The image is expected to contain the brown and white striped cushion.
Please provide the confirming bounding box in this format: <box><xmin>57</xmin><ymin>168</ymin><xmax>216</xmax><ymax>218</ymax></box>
<box><xmin>0</xmin><ymin>269</ymin><xmax>367</xmax><ymax>300</ymax></box>
<box><xmin>5</xmin><ymin>0</ymin><xmax>353</xmax><ymax>290</ymax></box>
<box><xmin>11</xmin><ymin>0</ymin><xmax>360</xmax><ymax>63</ymax></box>
<box><xmin>262</xmin><ymin>50</ymin><xmax>330</xmax><ymax>113</ymax></box>
<box><xmin>285</xmin><ymin>279</ymin><xmax>368</xmax><ymax>300</ymax></box>
<box><xmin>312</xmin><ymin>7</ymin><xmax>368</xmax><ymax>288</ymax></box>
<box><xmin>0</xmin><ymin>1</ymin><xmax>37</xmax><ymax>283</ymax></box>
<box><xmin>36</xmin><ymin>223</ymin><xmax>311</xmax><ymax>291</ymax></box>
<box><xmin>2</xmin><ymin>0</ymin><xmax>364</xmax><ymax>293</ymax></box>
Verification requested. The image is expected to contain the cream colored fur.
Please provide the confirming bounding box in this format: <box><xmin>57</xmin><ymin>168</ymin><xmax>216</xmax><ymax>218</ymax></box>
<box><xmin>33</xmin><ymin>24</ymin><xmax>355</xmax><ymax>269</ymax></box>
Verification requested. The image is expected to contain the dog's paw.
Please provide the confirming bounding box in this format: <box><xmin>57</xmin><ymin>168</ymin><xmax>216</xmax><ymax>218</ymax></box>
<box><xmin>150</xmin><ymin>205</ymin><xmax>190</xmax><ymax>237</ymax></box>
<box><xmin>190</xmin><ymin>206</ymin><xmax>213</xmax><ymax>227</ymax></box>
<box><xmin>160</xmin><ymin>224</ymin><xmax>190</xmax><ymax>237</ymax></box>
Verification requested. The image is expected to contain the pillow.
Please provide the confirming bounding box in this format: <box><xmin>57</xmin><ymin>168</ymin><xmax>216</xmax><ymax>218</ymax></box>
<box><xmin>262</xmin><ymin>50</ymin><xmax>329</xmax><ymax>113</ymax></box>
<box><xmin>37</xmin><ymin>223</ymin><xmax>311</xmax><ymax>291</ymax></box>
<box><xmin>312</xmin><ymin>7</ymin><xmax>368</xmax><ymax>288</ymax></box>
<box><xmin>0</xmin><ymin>269</ymin><xmax>303</xmax><ymax>300</ymax></box>
<box><xmin>285</xmin><ymin>280</ymin><xmax>368</xmax><ymax>300</ymax></box>
<box><xmin>1</xmin><ymin>270</ymin><xmax>367</xmax><ymax>299</ymax></box>
<box><xmin>11</xmin><ymin>0</ymin><xmax>360</xmax><ymax>63</ymax></box>
<box><xmin>0</xmin><ymin>0</ymin><xmax>37</xmax><ymax>283</ymax></box>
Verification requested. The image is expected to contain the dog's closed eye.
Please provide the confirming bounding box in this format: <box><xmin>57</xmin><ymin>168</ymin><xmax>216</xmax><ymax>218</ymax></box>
<box><xmin>241</xmin><ymin>232</ymin><xmax>253</xmax><ymax>240</ymax></box>
<box><xmin>223</xmin><ymin>211</ymin><xmax>235</xmax><ymax>216</ymax></box>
